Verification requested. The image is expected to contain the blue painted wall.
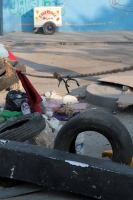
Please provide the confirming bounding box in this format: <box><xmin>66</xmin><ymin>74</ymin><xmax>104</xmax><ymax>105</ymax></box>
<box><xmin>2</xmin><ymin>0</ymin><xmax>133</xmax><ymax>34</ymax></box>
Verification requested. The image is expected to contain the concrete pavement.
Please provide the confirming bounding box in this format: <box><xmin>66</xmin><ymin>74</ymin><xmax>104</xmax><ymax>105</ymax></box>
<box><xmin>0</xmin><ymin>31</ymin><xmax>133</xmax><ymax>46</ymax></box>
<box><xmin>0</xmin><ymin>31</ymin><xmax>133</xmax><ymax>200</ymax></box>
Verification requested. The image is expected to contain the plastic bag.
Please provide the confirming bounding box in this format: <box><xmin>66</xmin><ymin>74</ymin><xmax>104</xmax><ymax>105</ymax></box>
<box><xmin>30</xmin><ymin>121</ymin><xmax>56</xmax><ymax>149</ymax></box>
<box><xmin>4</xmin><ymin>90</ymin><xmax>31</xmax><ymax>112</ymax></box>
<box><xmin>0</xmin><ymin>110</ymin><xmax>23</xmax><ymax>123</ymax></box>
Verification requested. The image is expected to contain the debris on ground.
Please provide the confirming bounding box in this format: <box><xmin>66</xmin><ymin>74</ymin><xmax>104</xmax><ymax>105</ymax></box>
<box><xmin>0</xmin><ymin>85</ymin><xmax>88</xmax><ymax>151</ymax></box>
<box><xmin>117</xmin><ymin>88</ymin><xmax>133</xmax><ymax>108</ymax></box>
<box><xmin>0</xmin><ymin>50</ymin><xmax>89</xmax><ymax>167</ymax></box>
<box><xmin>29</xmin><ymin>120</ymin><xmax>56</xmax><ymax>148</ymax></box>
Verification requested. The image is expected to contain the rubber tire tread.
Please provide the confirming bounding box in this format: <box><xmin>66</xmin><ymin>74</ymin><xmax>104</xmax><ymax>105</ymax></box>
<box><xmin>43</xmin><ymin>22</ymin><xmax>56</xmax><ymax>35</ymax></box>
<box><xmin>54</xmin><ymin>110</ymin><xmax>133</xmax><ymax>165</ymax></box>
<box><xmin>0</xmin><ymin>112</ymin><xmax>46</xmax><ymax>142</ymax></box>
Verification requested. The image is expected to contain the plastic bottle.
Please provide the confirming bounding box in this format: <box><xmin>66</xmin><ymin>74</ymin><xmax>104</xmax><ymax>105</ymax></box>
<box><xmin>45</xmin><ymin>90</ymin><xmax>55</xmax><ymax>97</ymax></box>
<box><xmin>21</xmin><ymin>102</ymin><xmax>31</xmax><ymax>115</ymax></box>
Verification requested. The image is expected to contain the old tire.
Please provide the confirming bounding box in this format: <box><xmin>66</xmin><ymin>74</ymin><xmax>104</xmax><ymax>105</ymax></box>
<box><xmin>0</xmin><ymin>61</ymin><xmax>26</xmax><ymax>92</ymax></box>
<box><xmin>6</xmin><ymin>80</ymin><xmax>23</xmax><ymax>91</ymax></box>
<box><xmin>54</xmin><ymin>110</ymin><xmax>133</xmax><ymax>165</ymax></box>
<box><xmin>43</xmin><ymin>22</ymin><xmax>56</xmax><ymax>35</ymax></box>
<box><xmin>0</xmin><ymin>112</ymin><xmax>46</xmax><ymax>142</ymax></box>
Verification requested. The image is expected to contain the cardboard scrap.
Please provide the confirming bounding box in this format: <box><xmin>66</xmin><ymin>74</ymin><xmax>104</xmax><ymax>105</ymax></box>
<box><xmin>99</xmin><ymin>76</ymin><xmax>133</xmax><ymax>88</ymax></box>
<box><xmin>116</xmin><ymin>89</ymin><xmax>133</xmax><ymax>108</ymax></box>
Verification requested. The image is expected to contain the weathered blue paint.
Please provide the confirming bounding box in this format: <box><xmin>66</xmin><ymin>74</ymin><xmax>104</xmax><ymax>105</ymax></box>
<box><xmin>2</xmin><ymin>0</ymin><xmax>133</xmax><ymax>34</ymax></box>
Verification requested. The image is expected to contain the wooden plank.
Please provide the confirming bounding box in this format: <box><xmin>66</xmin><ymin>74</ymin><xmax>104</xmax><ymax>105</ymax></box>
<box><xmin>98</xmin><ymin>76</ymin><xmax>133</xmax><ymax>88</ymax></box>
<box><xmin>0</xmin><ymin>140</ymin><xmax>133</xmax><ymax>200</ymax></box>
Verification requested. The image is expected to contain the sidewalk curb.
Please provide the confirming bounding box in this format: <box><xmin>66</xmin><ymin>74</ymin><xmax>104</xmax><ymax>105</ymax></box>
<box><xmin>3</xmin><ymin>41</ymin><xmax>133</xmax><ymax>46</ymax></box>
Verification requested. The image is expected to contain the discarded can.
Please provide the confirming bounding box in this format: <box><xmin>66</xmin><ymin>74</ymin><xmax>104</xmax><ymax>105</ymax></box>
<box><xmin>75</xmin><ymin>132</ymin><xmax>84</xmax><ymax>155</ymax></box>
<box><xmin>21</xmin><ymin>102</ymin><xmax>31</xmax><ymax>115</ymax></box>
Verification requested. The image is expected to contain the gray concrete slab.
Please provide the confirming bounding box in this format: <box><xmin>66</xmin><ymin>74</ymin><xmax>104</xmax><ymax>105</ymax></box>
<box><xmin>0</xmin><ymin>31</ymin><xmax>133</xmax><ymax>46</ymax></box>
<box><xmin>86</xmin><ymin>82</ymin><xmax>123</xmax><ymax>110</ymax></box>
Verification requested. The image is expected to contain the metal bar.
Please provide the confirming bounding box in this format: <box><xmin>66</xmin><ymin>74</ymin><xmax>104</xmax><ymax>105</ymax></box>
<box><xmin>0</xmin><ymin>140</ymin><xmax>133</xmax><ymax>200</ymax></box>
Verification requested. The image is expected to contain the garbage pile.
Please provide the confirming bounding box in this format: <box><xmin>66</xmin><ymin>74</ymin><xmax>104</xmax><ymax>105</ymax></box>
<box><xmin>0</xmin><ymin>88</ymin><xmax>88</xmax><ymax>153</ymax></box>
<box><xmin>0</xmin><ymin>43</ymin><xmax>88</xmax><ymax>154</ymax></box>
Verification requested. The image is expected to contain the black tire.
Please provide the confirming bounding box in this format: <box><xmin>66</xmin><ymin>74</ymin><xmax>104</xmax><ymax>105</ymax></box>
<box><xmin>54</xmin><ymin>110</ymin><xmax>133</xmax><ymax>165</ymax></box>
<box><xmin>0</xmin><ymin>112</ymin><xmax>46</xmax><ymax>142</ymax></box>
<box><xmin>43</xmin><ymin>22</ymin><xmax>56</xmax><ymax>35</ymax></box>
<box><xmin>33</xmin><ymin>28</ymin><xmax>39</xmax><ymax>34</ymax></box>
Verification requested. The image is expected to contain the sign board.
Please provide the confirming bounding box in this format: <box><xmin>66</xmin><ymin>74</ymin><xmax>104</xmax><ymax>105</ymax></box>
<box><xmin>34</xmin><ymin>6</ymin><xmax>62</xmax><ymax>28</ymax></box>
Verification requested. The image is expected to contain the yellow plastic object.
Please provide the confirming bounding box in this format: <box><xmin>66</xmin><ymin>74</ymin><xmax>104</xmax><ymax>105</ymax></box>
<box><xmin>102</xmin><ymin>150</ymin><xmax>133</xmax><ymax>166</ymax></box>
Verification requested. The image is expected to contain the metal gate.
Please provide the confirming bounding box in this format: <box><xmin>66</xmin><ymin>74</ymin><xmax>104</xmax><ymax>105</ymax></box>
<box><xmin>0</xmin><ymin>0</ymin><xmax>3</xmax><ymax>35</ymax></box>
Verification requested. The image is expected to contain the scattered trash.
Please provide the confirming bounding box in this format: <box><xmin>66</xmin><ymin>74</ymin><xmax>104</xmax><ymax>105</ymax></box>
<box><xmin>70</xmin><ymin>103</ymin><xmax>88</xmax><ymax>110</ymax></box>
<box><xmin>62</xmin><ymin>95</ymin><xmax>79</xmax><ymax>104</ymax></box>
<box><xmin>45</xmin><ymin>90</ymin><xmax>55</xmax><ymax>97</ymax></box>
<box><xmin>53</xmin><ymin>111</ymin><xmax>80</xmax><ymax>121</ymax></box>
<box><xmin>0</xmin><ymin>110</ymin><xmax>23</xmax><ymax>123</ymax></box>
<box><xmin>50</xmin><ymin>93</ymin><xmax>63</xmax><ymax>104</ymax></box>
<box><xmin>42</xmin><ymin>114</ymin><xmax>48</xmax><ymax>120</ymax></box>
<box><xmin>41</xmin><ymin>95</ymin><xmax>47</xmax><ymax>106</ymax></box>
<box><xmin>122</xmin><ymin>86</ymin><xmax>129</xmax><ymax>91</ymax></box>
<box><xmin>21</xmin><ymin>102</ymin><xmax>31</xmax><ymax>115</ymax></box>
<box><xmin>58</xmin><ymin>104</ymin><xmax>73</xmax><ymax>116</ymax></box>
<box><xmin>46</xmin><ymin>102</ymin><xmax>60</xmax><ymax>112</ymax></box>
<box><xmin>4</xmin><ymin>90</ymin><xmax>30</xmax><ymax>112</ymax></box>
<box><xmin>49</xmin><ymin>117</ymin><xmax>60</xmax><ymax>129</ymax></box>
<box><xmin>46</xmin><ymin>108</ymin><xmax>53</xmax><ymax>118</ymax></box>
<box><xmin>75</xmin><ymin>132</ymin><xmax>84</xmax><ymax>155</ymax></box>
<box><xmin>117</xmin><ymin>88</ymin><xmax>133</xmax><ymax>108</ymax></box>
<box><xmin>31</xmin><ymin>121</ymin><xmax>56</xmax><ymax>148</ymax></box>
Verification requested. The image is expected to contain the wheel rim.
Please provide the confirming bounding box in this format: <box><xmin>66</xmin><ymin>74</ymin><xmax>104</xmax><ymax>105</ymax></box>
<box><xmin>46</xmin><ymin>24</ymin><xmax>54</xmax><ymax>33</ymax></box>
